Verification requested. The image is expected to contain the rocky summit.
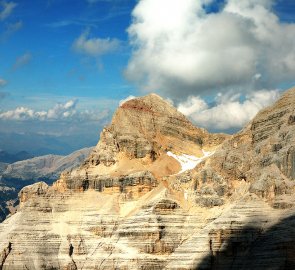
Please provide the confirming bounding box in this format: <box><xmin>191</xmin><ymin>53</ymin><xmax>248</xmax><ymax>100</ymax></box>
<box><xmin>0</xmin><ymin>89</ymin><xmax>295</xmax><ymax>270</ymax></box>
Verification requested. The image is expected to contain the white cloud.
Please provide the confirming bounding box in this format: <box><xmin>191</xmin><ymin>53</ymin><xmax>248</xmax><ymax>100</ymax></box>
<box><xmin>178</xmin><ymin>89</ymin><xmax>280</xmax><ymax>130</ymax></box>
<box><xmin>0</xmin><ymin>1</ymin><xmax>17</xmax><ymax>21</ymax></box>
<box><xmin>126</xmin><ymin>0</ymin><xmax>295</xmax><ymax>99</ymax></box>
<box><xmin>119</xmin><ymin>95</ymin><xmax>136</xmax><ymax>106</ymax></box>
<box><xmin>72</xmin><ymin>29</ymin><xmax>120</xmax><ymax>57</ymax></box>
<box><xmin>13</xmin><ymin>52</ymin><xmax>32</xmax><ymax>70</ymax></box>
<box><xmin>0</xmin><ymin>107</ymin><xmax>35</xmax><ymax>121</ymax></box>
<box><xmin>0</xmin><ymin>78</ymin><xmax>7</xmax><ymax>87</ymax></box>
<box><xmin>177</xmin><ymin>96</ymin><xmax>208</xmax><ymax>116</ymax></box>
<box><xmin>46</xmin><ymin>99</ymin><xmax>77</xmax><ymax>120</ymax></box>
<box><xmin>0</xmin><ymin>99</ymin><xmax>110</xmax><ymax>122</ymax></box>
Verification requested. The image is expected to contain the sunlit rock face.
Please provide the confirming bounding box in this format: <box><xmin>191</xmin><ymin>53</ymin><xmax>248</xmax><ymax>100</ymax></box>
<box><xmin>1</xmin><ymin>89</ymin><xmax>295</xmax><ymax>270</ymax></box>
<box><xmin>54</xmin><ymin>94</ymin><xmax>227</xmax><ymax>198</ymax></box>
<box><xmin>193</xmin><ymin>87</ymin><xmax>295</xmax><ymax>209</ymax></box>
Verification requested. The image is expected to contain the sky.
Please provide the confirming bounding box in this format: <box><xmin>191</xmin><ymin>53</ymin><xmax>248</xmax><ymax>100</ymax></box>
<box><xmin>0</xmin><ymin>0</ymin><xmax>294</xmax><ymax>154</ymax></box>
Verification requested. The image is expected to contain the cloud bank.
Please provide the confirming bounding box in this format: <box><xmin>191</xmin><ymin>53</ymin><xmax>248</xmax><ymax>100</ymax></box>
<box><xmin>126</xmin><ymin>0</ymin><xmax>295</xmax><ymax>98</ymax></box>
<box><xmin>0</xmin><ymin>99</ymin><xmax>109</xmax><ymax>122</ymax></box>
<box><xmin>178</xmin><ymin>89</ymin><xmax>280</xmax><ymax>130</ymax></box>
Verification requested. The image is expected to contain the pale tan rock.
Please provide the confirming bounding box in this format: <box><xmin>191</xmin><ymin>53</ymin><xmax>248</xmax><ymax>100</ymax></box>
<box><xmin>1</xmin><ymin>89</ymin><xmax>295</xmax><ymax>270</ymax></box>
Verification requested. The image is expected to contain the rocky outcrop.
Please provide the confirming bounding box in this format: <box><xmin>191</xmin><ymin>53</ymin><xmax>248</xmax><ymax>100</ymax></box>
<box><xmin>190</xmin><ymin>87</ymin><xmax>295</xmax><ymax>209</ymax></box>
<box><xmin>18</xmin><ymin>182</ymin><xmax>49</xmax><ymax>208</ymax></box>
<box><xmin>0</xmin><ymin>89</ymin><xmax>295</xmax><ymax>269</ymax></box>
<box><xmin>57</xmin><ymin>170</ymin><xmax>157</xmax><ymax>200</ymax></box>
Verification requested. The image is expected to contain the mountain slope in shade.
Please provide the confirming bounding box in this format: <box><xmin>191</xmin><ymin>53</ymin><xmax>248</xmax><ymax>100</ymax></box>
<box><xmin>0</xmin><ymin>147</ymin><xmax>93</xmax><ymax>222</ymax></box>
<box><xmin>0</xmin><ymin>150</ymin><xmax>33</xmax><ymax>164</ymax></box>
<box><xmin>0</xmin><ymin>90</ymin><xmax>294</xmax><ymax>269</ymax></box>
<box><xmin>0</xmin><ymin>132</ymin><xmax>99</xmax><ymax>156</ymax></box>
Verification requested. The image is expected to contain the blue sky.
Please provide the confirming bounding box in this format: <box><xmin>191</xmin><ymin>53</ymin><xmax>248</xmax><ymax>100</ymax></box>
<box><xmin>0</xmin><ymin>0</ymin><xmax>137</xmax><ymax>108</ymax></box>
<box><xmin>0</xmin><ymin>0</ymin><xmax>294</xmax><ymax>154</ymax></box>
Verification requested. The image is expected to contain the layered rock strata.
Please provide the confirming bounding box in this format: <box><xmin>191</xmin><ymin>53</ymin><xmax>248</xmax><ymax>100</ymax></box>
<box><xmin>0</xmin><ymin>90</ymin><xmax>295</xmax><ymax>270</ymax></box>
<box><xmin>190</xmin><ymin>87</ymin><xmax>295</xmax><ymax>209</ymax></box>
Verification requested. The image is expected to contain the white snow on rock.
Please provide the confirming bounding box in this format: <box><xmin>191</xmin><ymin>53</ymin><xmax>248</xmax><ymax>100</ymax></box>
<box><xmin>167</xmin><ymin>150</ymin><xmax>213</xmax><ymax>174</ymax></box>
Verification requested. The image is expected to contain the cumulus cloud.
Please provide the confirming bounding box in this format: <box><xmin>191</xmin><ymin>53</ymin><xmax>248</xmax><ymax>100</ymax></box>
<box><xmin>0</xmin><ymin>78</ymin><xmax>7</xmax><ymax>87</ymax></box>
<box><xmin>177</xmin><ymin>96</ymin><xmax>208</xmax><ymax>116</ymax></box>
<box><xmin>178</xmin><ymin>89</ymin><xmax>280</xmax><ymax>130</ymax></box>
<box><xmin>126</xmin><ymin>0</ymin><xmax>295</xmax><ymax>99</ymax></box>
<box><xmin>72</xmin><ymin>29</ymin><xmax>120</xmax><ymax>57</ymax></box>
<box><xmin>0</xmin><ymin>99</ymin><xmax>110</xmax><ymax>122</ymax></box>
<box><xmin>13</xmin><ymin>52</ymin><xmax>32</xmax><ymax>70</ymax></box>
<box><xmin>0</xmin><ymin>1</ymin><xmax>17</xmax><ymax>21</ymax></box>
<box><xmin>0</xmin><ymin>107</ymin><xmax>35</xmax><ymax>121</ymax></box>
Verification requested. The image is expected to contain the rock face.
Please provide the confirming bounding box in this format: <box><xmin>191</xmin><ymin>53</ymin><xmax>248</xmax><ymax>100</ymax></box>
<box><xmin>0</xmin><ymin>147</ymin><xmax>93</xmax><ymax>222</ymax></box>
<box><xmin>55</xmin><ymin>94</ymin><xmax>227</xmax><ymax>196</ymax></box>
<box><xmin>192</xmin><ymin>87</ymin><xmax>295</xmax><ymax>210</ymax></box>
<box><xmin>0</xmin><ymin>90</ymin><xmax>295</xmax><ymax>270</ymax></box>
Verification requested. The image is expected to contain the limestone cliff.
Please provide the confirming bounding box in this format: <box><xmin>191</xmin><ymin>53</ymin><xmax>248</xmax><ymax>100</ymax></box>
<box><xmin>0</xmin><ymin>90</ymin><xmax>295</xmax><ymax>270</ymax></box>
<box><xmin>189</xmin><ymin>87</ymin><xmax>295</xmax><ymax>209</ymax></box>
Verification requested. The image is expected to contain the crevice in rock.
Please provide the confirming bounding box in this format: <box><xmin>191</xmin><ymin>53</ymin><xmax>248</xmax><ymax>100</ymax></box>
<box><xmin>159</xmin><ymin>225</ymin><xmax>165</xmax><ymax>240</ymax></box>
<box><xmin>0</xmin><ymin>242</ymin><xmax>12</xmax><ymax>270</ymax></box>
<box><xmin>68</xmin><ymin>243</ymin><xmax>78</xmax><ymax>270</ymax></box>
<box><xmin>209</xmin><ymin>239</ymin><xmax>214</xmax><ymax>268</ymax></box>
<box><xmin>82</xmin><ymin>180</ymin><xmax>89</xmax><ymax>191</ymax></box>
<box><xmin>69</xmin><ymin>243</ymin><xmax>74</xmax><ymax>257</ymax></box>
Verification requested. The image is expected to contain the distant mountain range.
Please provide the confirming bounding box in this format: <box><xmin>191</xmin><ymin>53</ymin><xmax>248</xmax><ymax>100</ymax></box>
<box><xmin>0</xmin><ymin>132</ymin><xmax>98</xmax><ymax>156</ymax></box>
<box><xmin>0</xmin><ymin>147</ymin><xmax>93</xmax><ymax>222</ymax></box>
<box><xmin>0</xmin><ymin>150</ymin><xmax>34</xmax><ymax>163</ymax></box>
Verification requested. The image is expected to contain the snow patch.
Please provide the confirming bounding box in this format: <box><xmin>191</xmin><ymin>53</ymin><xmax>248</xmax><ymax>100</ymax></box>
<box><xmin>167</xmin><ymin>150</ymin><xmax>213</xmax><ymax>174</ymax></box>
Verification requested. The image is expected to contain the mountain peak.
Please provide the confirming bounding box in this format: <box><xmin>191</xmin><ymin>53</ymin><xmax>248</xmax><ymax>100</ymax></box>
<box><xmin>55</xmin><ymin>93</ymin><xmax>227</xmax><ymax>191</ymax></box>
<box><xmin>119</xmin><ymin>93</ymin><xmax>176</xmax><ymax>116</ymax></box>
